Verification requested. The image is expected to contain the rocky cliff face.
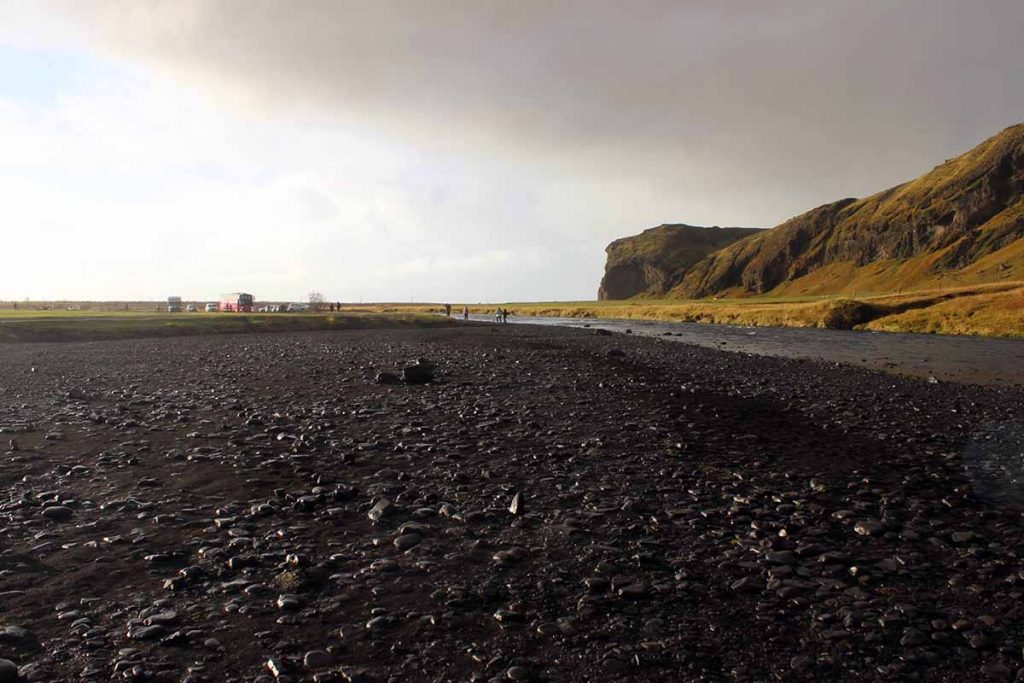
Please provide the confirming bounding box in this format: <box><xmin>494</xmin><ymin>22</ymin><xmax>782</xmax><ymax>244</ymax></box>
<box><xmin>670</xmin><ymin>123</ymin><xmax>1024</xmax><ymax>298</ymax></box>
<box><xmin>598</xmin><ymin>225</ymin><xmax>763</xmax><ymax>299</ymax></box>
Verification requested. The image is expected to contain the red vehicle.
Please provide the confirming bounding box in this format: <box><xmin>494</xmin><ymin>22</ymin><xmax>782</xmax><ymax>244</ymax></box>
<box><xmin>219</xmin><ymin>292</ymin><xmax>255</xmax><ymax>312</ymax></box>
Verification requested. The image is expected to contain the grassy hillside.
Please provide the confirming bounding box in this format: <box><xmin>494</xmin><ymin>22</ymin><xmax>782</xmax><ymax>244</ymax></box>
<box><xmin>671</xmin><ymin>123</ymin><xmax>1024</xmax><ymax>298</ymax></box>
<box><xmin>861</xmin><ymin>284</ymin><xmax>1024</xmax><ymax>336</ymax></box>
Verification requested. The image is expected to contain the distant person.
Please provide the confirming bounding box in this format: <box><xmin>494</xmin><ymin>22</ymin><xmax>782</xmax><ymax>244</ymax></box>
<box><xmin>495</xmin><ymin>308</ymin><xmax>502</xmax><ymax>323</ymax></box>
<box><xmin>444</xmin><ymin>303</ymin><xmax>452</xmax><ymax>317</ymax></box>
<box><xmin>335</xmin><ymin>302</ymin><xmax>341</xmax><ymax>310</ymax></box>
<box><xmin>329</xmin><ymin>303</ymin><xmax>336</xmax><ymax>312</ymax></box>
<box><xmin>462</xmin><ymin>305</ymin><xmax>469</xmax><ymax>320</ymax></box>
<box><xmin>502</xmin><ymin>308</ymin><xmax>509</xmax><ymax>323</ymax></box>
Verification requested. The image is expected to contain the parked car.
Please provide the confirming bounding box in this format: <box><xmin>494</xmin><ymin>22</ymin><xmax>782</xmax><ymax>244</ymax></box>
<box><xmin>205</xmin><ymin>303</ymin><xmax>218</xmax><ymax>312</ymax></box>
<box><xmin>185</xmin><ymin>303</ymin><xmax>197</xmax><ymax>312</ymax></box>
<box><xmin>286</xmin><ymin>303</ymin><xmax>309</xmax><ymax>312</ymax></box>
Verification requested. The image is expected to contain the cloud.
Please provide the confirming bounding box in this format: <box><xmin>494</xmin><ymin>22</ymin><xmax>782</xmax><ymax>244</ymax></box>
<box><xmin>2</xmin><ymin>1</ymin><xmax>1024</xmax><ymax>300</ymax></box>
<box><xmin>385</xmin><ymin>249</ymin><xmax>550</xmax><ymax>276</ymax></box>
<box><xmin>40</xmin><ymin>1</ymin><xmax>1024</xmax><ymax>193</ymax></box>
<box><xmin>0</xmin><ymin>55</ymin><xmax>608</xmax><ymax>300</ymax></box>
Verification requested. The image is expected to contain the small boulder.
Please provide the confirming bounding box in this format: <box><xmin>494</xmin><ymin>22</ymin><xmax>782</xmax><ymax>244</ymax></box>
<box><xmin>730</xmin><ymin>576</ymin><xmax>763</xmax><ymax>594</ymax></box>
<box><xmin>853</xmin><ymin>519</ymin><xmax>884</xmax><ymax>536</ymax></box>
<box><xmin>304</xmin><ymin>650</ymin><xmax>334</xmax><ymax>669</ymax></box>
<box><xmin>508</xmin><ymin>492</ymin><xmax>523</xmax><ymax>515</ymax></box>
<box><xmin>368</xmin><ymin>499</ymin><xmax>396</xmax><ymax>523</ymax></box>
<box><xmin>393</xmin><ymin>533</ymin><xmax>421</xmax><ymax>552</ymax></box>
<box><xmin>402</xmin><ymin>361</ymin><xmax>435</xmax><ymax>384</ymax></box>
<box><xmin>42</xmin><ymin>506</ymin><xmax>73</xmax><ymax>522</ymax></box>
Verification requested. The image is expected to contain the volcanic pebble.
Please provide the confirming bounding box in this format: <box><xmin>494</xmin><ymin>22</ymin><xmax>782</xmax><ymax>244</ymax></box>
<box><xmin>0</xmin><ymin>324</ymin><xmax>1020</xmax><ymax>681</ymax></box>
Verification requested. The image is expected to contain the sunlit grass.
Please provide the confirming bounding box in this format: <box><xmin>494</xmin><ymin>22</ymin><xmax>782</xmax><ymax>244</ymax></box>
<box><xmin>3</xmin><ymin>281</ymin><xmax>1023</xmax><ymax>339</ymax></box>
<box><xmin>344</xmin><ymin>281</ymin><xmax>1024</xmax><ymax>337</ymax></box>
<box><xmin>863</xmin><ymin>287</ymin><xmax>1024</xmax><ymax>337</ymax></box>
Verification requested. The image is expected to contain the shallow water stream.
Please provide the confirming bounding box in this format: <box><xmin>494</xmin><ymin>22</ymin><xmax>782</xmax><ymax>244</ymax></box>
<box><xmin>463</xmin><ymin>313</ymin><xmax>1024</xmax><ymax>387</ymax></box>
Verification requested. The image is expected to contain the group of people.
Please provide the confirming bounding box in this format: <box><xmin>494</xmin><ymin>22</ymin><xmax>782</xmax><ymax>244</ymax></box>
<box><xmin>442</xmin><ymin>303</ymin><xmax>509</xmax><ymax>323</ymax></box>
<box><xmin>443</xmin><ymin>303</ymin><xmax>471</xmax><ymax>320</ymax></box>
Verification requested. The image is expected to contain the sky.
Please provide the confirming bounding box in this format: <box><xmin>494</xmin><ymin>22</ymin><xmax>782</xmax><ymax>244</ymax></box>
<box><xmin>1</xmin><ymin>1</ymin><xmax>1024</xmax><ymax>302</ymax></box>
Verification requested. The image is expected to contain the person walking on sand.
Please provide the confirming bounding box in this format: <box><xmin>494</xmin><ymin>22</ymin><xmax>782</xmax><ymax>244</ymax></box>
<box><xmin>462</xmin><ymin>305</ymin><xmax>469</xmax><ymax>320</ymax></box>
<box><xmin>502</xmin><ymin>308</ymin><xmax>509</xmax><ymax>324</ymax></box>
<box><xmin>444</xmin><ymin>303</ymin><xmax>452</xmax><ymax>317</ymax></box>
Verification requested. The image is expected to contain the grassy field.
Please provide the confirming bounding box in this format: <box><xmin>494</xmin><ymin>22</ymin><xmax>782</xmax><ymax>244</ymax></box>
<box><xmin>364</xmin><ymin>281</ymin><xmax>1024</xmax><ymax>338</ymax></box>
<box><xmin>0</xmin><ymin>311</ymin><xmax>451</xmax><ymax>343</ymax></box>
<box><xmin>3</xmin><ymin>281</ymin><xmax>1023</xmax><ymax>341</ymax></box>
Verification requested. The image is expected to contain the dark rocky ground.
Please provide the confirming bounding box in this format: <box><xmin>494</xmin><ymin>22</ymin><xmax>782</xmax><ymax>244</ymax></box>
<box><xmin>1</xmin><ymin>323</ymin><xmax>1023</xmax><ymax>682</ymax></box>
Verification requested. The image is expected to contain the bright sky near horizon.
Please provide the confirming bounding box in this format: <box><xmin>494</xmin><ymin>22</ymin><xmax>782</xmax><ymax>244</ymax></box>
<box><xmin>2</xmin><ymin>1</ymin><xmax>1024</xmax><ymax>302</ymax></box>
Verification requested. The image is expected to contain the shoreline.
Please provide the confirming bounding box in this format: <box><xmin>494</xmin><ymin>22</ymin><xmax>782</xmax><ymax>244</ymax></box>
<box><xmin>457</xmin><ymin>313</ymin><xmax>1024</xmax><ymax>388</ymax></box>
<box><xmin>404</xmin><ymin>281</ymin><xmax>1024</xmax><ymax>338</ymax></box>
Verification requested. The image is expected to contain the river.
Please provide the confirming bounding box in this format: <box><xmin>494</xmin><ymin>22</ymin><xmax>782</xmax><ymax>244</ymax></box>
<box><xmin>461</xmin><ymin>313</ymin><xmax>1024</xmax><ymax>387</ymax></box>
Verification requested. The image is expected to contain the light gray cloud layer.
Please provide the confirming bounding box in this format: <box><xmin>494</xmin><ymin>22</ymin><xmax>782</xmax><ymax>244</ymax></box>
<box><xmin>4</xmin><ymin>0</ymin><xmax>1024</xmax><ymax>300</ymax></box>
<box><xmin>74</xmin><ymin>1</ymin><xmax>1024</xmax><ymax>194</ymax></box>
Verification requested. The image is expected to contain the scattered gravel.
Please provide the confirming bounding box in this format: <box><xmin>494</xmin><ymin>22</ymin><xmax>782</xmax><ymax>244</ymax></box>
<box><xmin>0</xmin><ymin>323</ymin><xmax>1021</xmax><ymax>681</ymax></box>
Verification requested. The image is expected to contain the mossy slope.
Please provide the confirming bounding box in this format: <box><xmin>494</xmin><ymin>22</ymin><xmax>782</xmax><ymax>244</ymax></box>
<box><xmin>670</xmin><ymin>123</ymin><xmax>1024</xmax><ymax>298</ymax></box>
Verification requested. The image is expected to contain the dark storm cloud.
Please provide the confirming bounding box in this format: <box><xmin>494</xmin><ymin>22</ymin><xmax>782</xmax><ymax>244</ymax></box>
<box><xmin>63</xmin><ymin>0</ymin><xmax>1024</xmax><ymax>224</ymax></box>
